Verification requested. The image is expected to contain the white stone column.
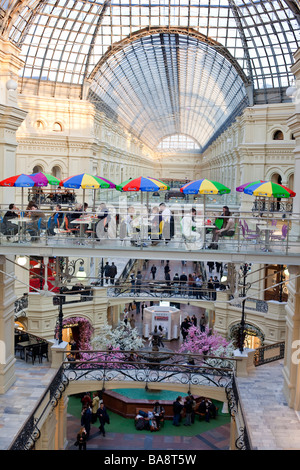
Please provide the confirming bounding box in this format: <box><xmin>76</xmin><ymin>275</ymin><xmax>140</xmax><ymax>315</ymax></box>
<box><xmin>287</xmin><ymin>48</ymin><xmax>300</xmax><ymax>240</ymax></box>
<box><xmin>0</xmin><ymin>39</ymin><xmax>27</xmax><ymax>207</ymax></box>
<box><xmin>283</xmin><ymin>265</ymin><xmax>300</xmax><ymax>410</ymax></box>
<box><xmin>0</xmin><ymin>255</ymin><xmax>17</xmax><ymax>394</ymax></box>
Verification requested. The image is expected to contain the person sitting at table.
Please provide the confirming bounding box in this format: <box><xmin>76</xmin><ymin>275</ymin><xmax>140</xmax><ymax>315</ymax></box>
<box><xmin>119</xmin><ymin>206</ymin><xmax>136</xmax><ymax>244</ymax></box>
<box><xmin>153</xmin><ymin>401</ymin><xmax>165</xmax><ymax>429</ymax></box>
<box><xmin>26</xmin><ymin>204</ymin><xmax>46</xmax><ymax>241</ymax></box>
<box><xmin>48</xmin><ymin>204</ymin><xmax>64</xmax><ymax>235</ymax></box>
<box><xmin>181</xmin><ymin>207</ymin><xmax>203</xmax><ymax>250</ymax></box>
<box><xmin>95</xmin><ymin>202</ymin><xmax>110</xmax><ymax>240</ymax></box>
<box><xmin>149</xmin><ymin>206</ymin><xmax>160</xmax><ymax>243</ymax></box>
<box><xmin>208</xmin><ymin>206</ymin><xmax>235</xmax><ymax>249</ymax></box>
<box><xmin>3</xmin><ymin>203</ymin><xmax>19</xmax><ymax>238</ymax></box>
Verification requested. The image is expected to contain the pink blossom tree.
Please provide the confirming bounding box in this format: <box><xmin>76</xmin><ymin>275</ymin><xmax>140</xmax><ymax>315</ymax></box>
<box><xmin>179</xmin><ymin>325</ymin><xmax>234</xmax><ymax>357</ymax></box>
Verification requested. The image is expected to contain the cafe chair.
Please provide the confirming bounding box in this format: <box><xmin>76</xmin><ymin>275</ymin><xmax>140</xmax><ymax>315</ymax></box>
<box><xmin>240</xmin><ymin>224</ymin><xmax>260</xmax><ymax>248</ymax></box>
<box><xmin>25</xmin><ymin>343</ymin><xmax>41</xmax><ymax>364</ymax></box>
<box><xmin>270</xmin><ymin>224</ymin><xmax>288</xmax><ymax>242</ymax></box>
<box><xmin>38</xmin><ymin>342</ymin><xmax>49</xmax><ymax>363</ymax></box>
<box><xmin>243</xmin><ymin>220</ymin><xmax>257</xmax><ymax>234</ymax></box>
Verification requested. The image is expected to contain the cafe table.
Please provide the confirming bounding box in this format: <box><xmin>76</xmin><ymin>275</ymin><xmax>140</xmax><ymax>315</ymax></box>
<box><xmin>11</xmin><ymin>217</ymin><xmax>32</xmax><ymax>242</ymax></box>
<box><xmin>17</xmin><ymin>339</ymin><xmax>40</xmax><ymax>360</ymax></box>
<box><xmin>258</xmin><ymin>225</ymin><xmax>277</xmax><ymax>252</ymax></box>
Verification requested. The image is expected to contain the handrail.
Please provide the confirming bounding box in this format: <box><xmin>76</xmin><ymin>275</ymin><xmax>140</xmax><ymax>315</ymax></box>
<box><xmin>226</xmin><ymin>373</ymin><xmax>252</xmax><ymax>450</ymax></box>
<box><xmin>9</xmin><ymin>366</ymin><xmax>69</xmax><ymax>450</ymax></box>
<box><xmin>253</xmin><ymin>341</ymin><xmax>285</xmax><ymax>367</ymax></box>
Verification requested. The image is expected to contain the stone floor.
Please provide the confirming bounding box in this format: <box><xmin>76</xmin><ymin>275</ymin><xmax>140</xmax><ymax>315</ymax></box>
<box><xmin>237</xmin><ymin>359</ymin><xmax>300</xmax><ymax>450</ymax></box>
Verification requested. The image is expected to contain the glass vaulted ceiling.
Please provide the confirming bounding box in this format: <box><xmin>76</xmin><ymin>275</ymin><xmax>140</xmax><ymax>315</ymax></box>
<box><xmin>88</xmin><ymin>33</ymin><xmax>248</xmax><ymax>149</ymax></box>
<box><xmin>1</xmin><ymin>0</ymin><xmax>299</xmax><ymax>150</ymax></box>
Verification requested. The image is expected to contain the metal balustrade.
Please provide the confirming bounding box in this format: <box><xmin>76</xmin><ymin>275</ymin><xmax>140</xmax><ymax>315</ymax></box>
<box><xmin>0</xmin><ymin>205</ymin><xmax>298</xmax><ymax>260</ymax></box>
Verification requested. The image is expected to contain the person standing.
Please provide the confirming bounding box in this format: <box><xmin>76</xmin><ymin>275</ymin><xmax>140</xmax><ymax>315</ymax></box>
<box><xmin>76</xmin><ymin>426</ymin><xmax>87</xmax><ymax>450</ymax></box>
<box><xmin>208</xmin><ymin>276</ymin><xmax>214</xmax><ymax>300</ymax></box>
<box><xmin>97</xmin><ymin>402</ymin><xmax>110</xmax><ymax>436</ymax></box>
<box><xmin>130</xmin><ymin>272</ymin><xmax>135</xmax><ymax>294</ymax></box>
<box><xmin>180</xmin><ymin>272</ymin><xmax>188</xmax><ymax>295</ymax></box>
<box><xmin>129</xmin><ymin>313</ymin><xmax>136</xmax><ymax>329</ymax></box>
<box><xmin>172</xmin><ymin>396</ymin><xmax>183</xmax><ymax>426</ymax></box>
<box><xmin>110</xmin><ymin>262</ymin><xmax>117</xmax><ymax>284</ymax></box>
<box><xmin>150</xmin><ymin>264</ymin><xmax>157</xmax><ymax>280</ymax></box>
<box><xmin>104</xmin><ymin>262</ymin><xmax>111</xmax><ymax>284</ymax></box>
<box><xmin>184</xmin><ymin>396</ymin><xmax>193</xmax><ymax>426</ymax></box>
<box><xmin>81</xmin><ymin>405</ymin><xmax>92</xmax><ymax>438</ymax></box>
<box><xmin>180</xmin><ymin>318</ymin><xmax>189</xmax><ymax>342</ymax></box>
<box><xmin>91</xmin><ymin>392</ymin><xmax>100</xmax><ymax>424</ymax></box>
<box><xmin>195</xmin><ymin>275</ymin><xmax>203</xmax><ymax>299</ymax></box>
<box><xmin>200</xmin><ymin>313</ymin><xmax>207</xmax><ymax>332</ymax></box>
<box><xmin>135</xmin><ymin>270</ymin><xmax>143</xmax><ymax>294</ymax></box>
<box><xmin>123</xmin><ymin>307</ymin><xmax>129</xmax><ymax>325</ymax></box>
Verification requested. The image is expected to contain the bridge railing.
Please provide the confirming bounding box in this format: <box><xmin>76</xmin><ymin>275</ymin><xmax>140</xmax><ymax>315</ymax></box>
<box><xmin>63</xmin><ymin>349</ymin><xmax>236</xmax><ymax>390</ymax></box>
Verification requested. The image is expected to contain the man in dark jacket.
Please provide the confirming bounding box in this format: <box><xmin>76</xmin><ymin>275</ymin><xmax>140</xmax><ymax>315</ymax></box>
<box><xmin>97</xmin><ymin>402</ymin><xmax>110</xmax><ymax>436</ymax></box>
<box><xmin>179</xmin><ymin>272</ymin><xmax>187</xmax><ymax>295</ymax></box>
<box><xmin>104</xmin><ymin>262</ymin><xmax>111</xmax><ymax>284</ymax></box>
<box><xmin>150</xmin><ymin>264</ymin><xmax>157</xmax><ymax>280</ymax></box>
<box><xmin>110</xmin><ymin>262</ymin><xmax>117</xmax><ymax>284</ymax></box>
<box><xmin>172</xmin><ymin>396</ymin><xmax>183</xmax><ymax>426</ymax></box>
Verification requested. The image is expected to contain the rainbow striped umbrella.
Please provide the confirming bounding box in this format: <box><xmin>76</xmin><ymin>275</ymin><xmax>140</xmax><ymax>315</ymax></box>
<box><xmin>180</xmin><ymin>179</ymin><xmax>231</xmax><ymax>195</ymax></box>
<box><xmin>60</xmin><ymin>174</ymin><xmax>112</xmax><ymax>213</ymax></box>
<box><xmin>95</xmin><ymin>176</ymin><xmax>116</xmax><ymax>189</ymax></box>
<box><xmin>116</xmin><ymin>176</ymin><xmax>169</xmax><ymax>192</ymax></box>
<box><xmin>0</xmin><ymin>174</ymin><xmax>35</xmax><ymax>187</ymax></box>
<box><xmin>29</xmin><ymin>172</ymin><xmax>61</xmax><ymax>187</ymax></box>
<box><xmin>0</xmin><ymin>173</ymin><xmax>36</xmax><ymax>212</ymax></box>
<box><xmin>60</xmin><ymin>173</ymin><xmax>111</xmax><ymax>189</ymax></box>
<box><xmin>236</xmin><ymin>180</ymin><xmax>266</xmax><ymax>193</ymax></box>
<box><xmin>242</xmin><ymin>181</ymin><xmax>296</xmax><ymax>198</ymax></box>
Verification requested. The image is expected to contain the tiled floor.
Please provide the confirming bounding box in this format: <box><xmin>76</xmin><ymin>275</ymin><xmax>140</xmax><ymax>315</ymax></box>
<box><xmin>66</xmin><ymin>413</ymin><xmax>231</xmax><ymax>451</ymax></box>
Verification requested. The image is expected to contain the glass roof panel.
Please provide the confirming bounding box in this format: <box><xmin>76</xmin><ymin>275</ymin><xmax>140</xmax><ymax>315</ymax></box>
<box><xmin>0</xmin><ymin>0</ymin><xmax>298</xmax><ymax>148</ymax></box>
<box><xmin>88</xmin><ymin>33</ymin><xmax>248</xmax><ymax>149</ymax></box>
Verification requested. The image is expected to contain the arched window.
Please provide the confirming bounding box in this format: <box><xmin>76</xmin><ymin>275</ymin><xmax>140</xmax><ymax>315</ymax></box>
<box><xmin>32</xmin><ymin>165</ymin><xmax>43</xmax><ymax>173</ymax></box>
<box><xmin>271</xmin><ymin>173</ymin><xmax>282</xmax><ymax>185</ymax></box>
<box><xmin>53</xmin><ymin>122</ymin><xmax>63</xmax><ymax>132</ymax></box>
<box><xmin>157</xmin><ymin>134</ymin><xmax>200</xmax><ymax>151</ymax></box>
<box><xmin>34</xmin><ymin>120</ymin><xmax>45</xmax><ymax>130</ymax></box>
<box><xmin>273</xmin><ymin>130</ymin><xmax>284</xmax><ymax>140</ymax></box>
<box><xmin>51</xmin><ymin>166</ymin><xmax>62</xmax><ymax>180</ymax></box>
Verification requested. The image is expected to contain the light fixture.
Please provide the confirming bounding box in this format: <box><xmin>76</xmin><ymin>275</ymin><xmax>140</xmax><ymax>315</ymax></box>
<box><xmin>17</xmin><ymin>256</ymin><xmax>27</xmax><ymax>266</ymax></box>
<box><xmin>76</xmin><ymin>262</ymin><xmax>86</xmax><ymax>281</ymax></box>
<box><xmin>221</xmin><ymin>275</ymin><xmax>227</xmax><ymax>283</ymax></box>
<box><xmin>6</xmin><ymin>79</ymin><xmax>18</xmax><ymax>91</ymax></box>
<box><xmin>286</xmin><ymin>85</ymin><xmax>297</xmax><ymax>97</ymax></box>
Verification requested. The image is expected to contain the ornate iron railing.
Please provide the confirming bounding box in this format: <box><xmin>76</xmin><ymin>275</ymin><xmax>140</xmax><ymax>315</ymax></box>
<box><xmin>63</xmin><ymin>349</ymin><xmax>235</xmax><ymax>391</ymax></box>
<box><xmin>9</xmin><ymin>366</ymin><xmax>69</xmax><ymax>450</ymax></box>
<box><xmin>225</xmin><ymin>374</ymin><xmax>252</xmax><ymax>450</ymax></box>
<box><xmin>14</xmin><ymin>294</ymin><xmax>28</xmax><ymax>318</ymax></box>
<box><xmin>107</xmin><ymin>280</ymin><xmax>226</xmax><ymax>300</ymax></box>
<box><xmin>253</xmin><ymin>341</ymin><xmax>285</xmax><ymax>367</ymax></box>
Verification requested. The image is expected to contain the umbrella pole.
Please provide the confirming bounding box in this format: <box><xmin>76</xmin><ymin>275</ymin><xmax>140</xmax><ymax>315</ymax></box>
<box><xmin>93</xmin><ymin>188</ymin><xmax>96</xmax><ymax>213</ymax></box>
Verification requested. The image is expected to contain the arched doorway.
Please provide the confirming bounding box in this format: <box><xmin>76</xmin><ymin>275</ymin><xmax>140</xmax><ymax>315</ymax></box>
<box><xmin>51</xmin><ymin>165</ymin><xmax>62</xmax><ymax>180</ymax></box>
<box><xmin>32</xmin><ymin>164</ymin><xmax>44</xmax><ymax>173</ymax></box>
<box><xmin>229</xmin><ymin>323</ymin><xmax>265</xmax><ymax>350</ymax></box>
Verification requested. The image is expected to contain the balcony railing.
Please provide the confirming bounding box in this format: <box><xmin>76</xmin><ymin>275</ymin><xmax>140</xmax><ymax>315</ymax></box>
<box><xmin>0</xmin><ymin>204</ymin><xmax>298</xmax><ymax>257</ymax></box>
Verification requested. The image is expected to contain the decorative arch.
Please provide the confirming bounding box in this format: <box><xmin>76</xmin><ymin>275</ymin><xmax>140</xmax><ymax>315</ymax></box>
<box><xmin>273</xmin><ymin>130</ymin><xmax>284</xmax><ymax>141</ymax></box>
<box><xmin>228</xmin><ymin>322</ymin><xmax>265</xmax><ymax>350</ymax></box>
<box><xmin>88</xmin><ymin>26</ymin><xmax>250</xmax><ymax>86</ymax></box>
